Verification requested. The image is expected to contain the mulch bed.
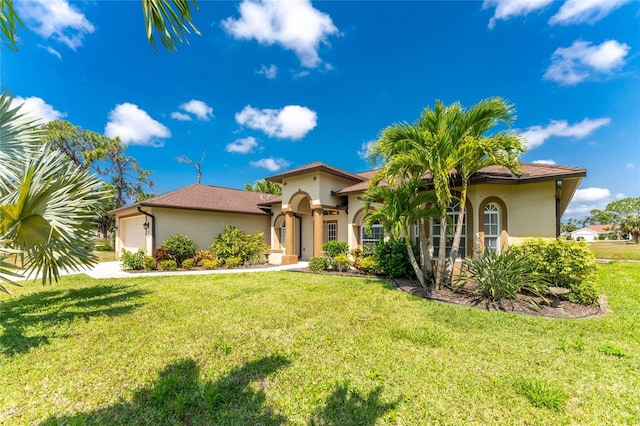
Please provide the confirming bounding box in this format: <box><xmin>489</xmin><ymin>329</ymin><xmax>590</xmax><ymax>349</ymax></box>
<box><xmin>290</xmin><ymin>267</ymin><xmax>607</xmax><ymax>319</ymax></box>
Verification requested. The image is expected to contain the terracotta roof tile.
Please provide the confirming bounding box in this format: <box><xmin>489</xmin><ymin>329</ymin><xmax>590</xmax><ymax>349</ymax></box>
<box><xmin>111</xmin><ymin>184</ymin><xmax>273</xmax><ymax>215</ymax></box>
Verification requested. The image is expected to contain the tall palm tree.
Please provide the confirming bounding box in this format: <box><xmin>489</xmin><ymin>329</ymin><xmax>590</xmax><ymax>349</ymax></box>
<box><xmin>0</xmin><ymin>91</ymin><xmax>106</xmax><ymax>294</ymax></box>
<box><xmin>446</xmin><ymin>98</ymin><xmax>525</xmax><ymax>280</ymax></box>
<box><xmin>1</xmin><ymin>0</ymin><xmax>199</xmax><ymax>53</ymax></box>
<box><xmin>362</xmin><ymin>174</ymin><xmax>440</xmax><ymax>287</ymax></box>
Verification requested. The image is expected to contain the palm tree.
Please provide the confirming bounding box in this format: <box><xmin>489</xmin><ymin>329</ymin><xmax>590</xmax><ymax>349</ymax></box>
<box><xmin>362</xmin><ymin>174</ymin><xmax>440</xmax><ymax>287</ymax></box>
<box><xmin>244</xmin><ymin>179</ymin><xmax>282</xmax><ymax>195</ymax></box>
<box><xmin>0</xmin><ymin>91</ymin><xmax>107</xmax><ymax>294</ymax></box>
<box><xmin>445</xmin><ymin>98</ymin><xmax>524</xmax><ymax>281</ymax></box>
<box><xmin>1</xmin><ymin>0</ymin><xmax>199</xmax><ymax>53</ymax></box>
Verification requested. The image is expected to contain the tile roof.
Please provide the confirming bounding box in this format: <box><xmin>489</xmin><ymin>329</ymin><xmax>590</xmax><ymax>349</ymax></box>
<box><xmin>334</xmin><ymin>162</ymin><xmax>586</xmax><ymax>195</ymax></box>
<box><xmin>265</xmin><ymin>161</ymin><xmax>365</xmax><ymax>183</ymax></box>
<box><xmin>110</xmin><ymin>184</ymin><xmax>274</xmax><ymax>215</ymax></box>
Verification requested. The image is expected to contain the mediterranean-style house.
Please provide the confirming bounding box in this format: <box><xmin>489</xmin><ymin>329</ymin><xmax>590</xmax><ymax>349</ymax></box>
<box><xmin>110</xmin><ymin>161</ymin><xmax>586</xmax><ymax>265</ymax></box>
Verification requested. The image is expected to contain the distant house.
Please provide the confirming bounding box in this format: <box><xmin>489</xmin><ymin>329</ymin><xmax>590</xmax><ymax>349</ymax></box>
<box><xmin>110</xmin><ymin>161</ymin><xmax>586</xmax><ymax>264</ymax></box>
<box><xmin>570</xmin><ymin>224</ymin><xmax>618</xmax><ymax>242</ymax></box>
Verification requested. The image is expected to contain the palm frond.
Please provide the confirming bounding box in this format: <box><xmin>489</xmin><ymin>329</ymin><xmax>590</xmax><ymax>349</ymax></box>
<box><xmin>141</xmin><ymin>0</ymin><xmax>200</xmax><ymax>53</ymax></box>
<box><xmin>0</xmin><ymin>0</ymin><xmax>25</xmax><ymax>50</ymax></box>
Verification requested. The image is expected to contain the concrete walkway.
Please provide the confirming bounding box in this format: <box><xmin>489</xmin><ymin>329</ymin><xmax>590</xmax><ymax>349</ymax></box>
<box><xmin>7</xmin><ymin>261</ymin><xmax>309</xmax><ymax>281</ymax></box>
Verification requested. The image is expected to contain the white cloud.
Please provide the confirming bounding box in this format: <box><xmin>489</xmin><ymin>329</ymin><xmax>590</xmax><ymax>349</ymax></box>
<box><xmin>179</xmin><ymin>100</ymin><xmax>213</xmax><ymax>121</ymax></box>
<box><xmin>249</xmin><ymin>157</ymin><xmax>290</xmax><ymax>172</ymax></box>
<box><xmin>573</xmin><ymin>187</ymin><xmax>611</xmax><ymax>203</ymax></box>
<box><xmin>544</xmin><ymin>39</ymin><xmax>630</xmax><ymax>85</ymax></box>
<box><xmin>105</xmin><ymin>103</ymin><xmax>170</xmax><ymax>147</ymax></box>
<box><xmin>520</xmin><ymin>117</ymin><xmax>611</xmax><ymax>149</ymax></box>
<box><xmin>256</xmin><ymin>64</ymin><xmax>278</xmax><ymax>79</ymax></box>
<box><xmin>222</xmin><ymin>0</ymin><xmax>338</xmax><ymax>68</ymax></box>
<box><xmin>564</xmin><ymin>187</ymin><xmax>613</xmax><ymax>218</ymax></box>
<box><xmin>171</xmin><ymin>111</ymin><xmax>192</xmax><ymax>121</ymax></box>
<box><xmin>483</xmin><ymin>0</ymin><xmax>553</xmax><ymax>29</ymax></box>
<box><xmin>10</xmin><ymin>96</ymin><xmax>65</xmax><ymax>124</ymax></box>
<box><xmin>235</xmin><ymin>105</ymin><xmax>317</xmax><ymax>140</ymax></box>
<box><xmin>532</xmin><ymin>159</ymin><xmax>556</xmax><ymax>165</ymax></box>
<box><xmin>357</xmin><ymin>140</ymin><xmax>375</xmax><ymax>159</ymax></box>
<box><xmin>39</xmin><ymin>44</ymin><xmax>62</xmax><ymax>59</ymax></box>
<box><xmin>16</xmin><ymin>0</ymin><xmax>94</xmax><ymax>50</ymax></box>
<box><xmin>626</xmin><ymin>163</ymin><xmax>636</xmax><ymax>169</ymax></box>
<box><xmin>549</xmin><ymin>0</ymin><xmax>630</xmax><ymax>25</ymax></box>
<box><xmin>226</xmin><ymin>137</ymin><xmax>259</xmax><ymax>154</ymax></box>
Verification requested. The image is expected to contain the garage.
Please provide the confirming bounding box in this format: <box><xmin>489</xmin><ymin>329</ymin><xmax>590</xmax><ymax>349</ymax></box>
<box><xmin>119</xmin><ymin>215</ymin><xmax>147</xmax><ymax>253</ymax></box>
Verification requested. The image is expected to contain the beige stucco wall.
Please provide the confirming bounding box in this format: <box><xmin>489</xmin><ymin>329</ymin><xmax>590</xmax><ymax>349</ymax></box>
<box><xmin>115</xmin><ymin>207</ymin><xmax>270</xmax><ymax>258</ymax></box>
<box><xmin>467</xmin><ymin>181</ymin><xmax>557</xmax><ymax>246</ymax></box>
<box><xmin>281</xmin><ymin>171</ymin><xmax>356</xmax><ymax>210</ymax></box>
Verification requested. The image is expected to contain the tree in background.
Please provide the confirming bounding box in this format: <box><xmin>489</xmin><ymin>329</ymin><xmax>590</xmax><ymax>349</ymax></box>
<box><xmin>244</xmin><ymin>179</ymin><xmax>282</xmax><ymax>195</ymax></box>
<box><xmin>605</xmin><ymin>197</ymin><xmax>640</xmax><ymax>243</ymax></box>
<box><xmin>0</xmin><ymin>91</ymin><xmax>107</xmax><ymax>293</ymax></box>
<box><xmin>176</xmin><ymin>151</ymin><xmax>206</xmax><ymax>184</ymax></box>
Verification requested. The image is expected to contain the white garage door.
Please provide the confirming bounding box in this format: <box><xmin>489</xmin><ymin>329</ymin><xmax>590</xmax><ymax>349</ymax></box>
<box><xmin>121</xmin><ymin>216</ymin><xmax>146</xmax><ymax>253</ymax></box>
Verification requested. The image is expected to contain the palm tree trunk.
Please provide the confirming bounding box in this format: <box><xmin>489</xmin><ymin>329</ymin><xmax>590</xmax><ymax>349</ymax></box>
<box><xmin>405</xmin><ymin>236</ymin><xmax>426</xmax><ymax>287</ymax></box>
<box><xmin>435</xmin><ymin>214</ymin><xmax>447</xmax><ymax>289</ymax></box>
<box><xmin>419</xmin><ymin>218</ymin><xmax>434</xmax><ymax>285</ymax></box>
<box><xmin>446</xmin><ymin>185</ymin><xmax>468</xmax><ymax>285</ymax></box>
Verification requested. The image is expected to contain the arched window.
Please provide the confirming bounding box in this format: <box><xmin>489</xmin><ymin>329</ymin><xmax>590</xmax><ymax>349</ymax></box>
<box><xmin>431</xmin><ymin>199</ymin><xmax>466</xmax><ymax>259</ymax></box>
<box><xmin>361</xmin><ymin>218</ymin><xmax>383</xmax><ymax>247</ymax></box>
<box><xmin>484</xmin><ymin>203</ymin><xmax>500</xmax><ymax>252</ymax></box>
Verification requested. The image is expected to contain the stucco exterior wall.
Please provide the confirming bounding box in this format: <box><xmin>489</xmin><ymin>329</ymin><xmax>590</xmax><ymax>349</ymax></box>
<box><xmin>468</xmin><ymin>181</ymin><xmax>557</xmax><ymax>246</ymax></box>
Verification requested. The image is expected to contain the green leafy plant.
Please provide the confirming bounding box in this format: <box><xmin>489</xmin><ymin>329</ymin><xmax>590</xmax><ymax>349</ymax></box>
<box><xmin>159</xmin><ymin>259</ymin><xmax>178</xmax><ymax>271</ymax></box>
<box><xmin>194</xmin><ymin>249</ymin><xmax>216</xmax><ymax>266</ymax></box>
<box><xmin>309</xmin><ymin>256</ymin><xmax>330</xmax><ymax>272</ymax></box>
<box><xmin>359</xmin><ymin>256</ymin><xmax>378</xmax><ymax>275</ymax></box>
<box><xmin>456</xmin><ymin>247</ymin><xmax>549</xmax><ymax>303</ymax></box>
<box><xmin>181</xmin><ymin>258</ymin><xmax>195</xmax><ymax>270</ymax></box>
<box><xmin>223</xmin><ymin>255</ymin><xmax>242</xmax><ymax>269</ymax></box>
<box><xmin>374</xmin><ymin>239</ymin><xmax>415</xmax><ymax>279</ymax></box>
<box><xmin>142</xmin><ymin>255</ymin><xmax>157</xmax><ymax>270</ymax></box>
<box><xmin>120</xmin><ymin>248</ymin><xmax>146</xmax><ymax>271</ymax></box>
<box><xmin>201</xmin><ymin>258</ymin><xmax>221</xmax><ymax>270</ymax></box>
<box><xmin>333</xmin><ymin>253</ymin><xmax>350</xmax><ymax>272</ymax></box>
<box><xmin>162</xmin><ymin>233</ymin><xmax>197</xmax><ymax>267</ymax></box>
<box><xmin>511</xmin><ymin>239</ymin><xmax>598</xmax><ymax>304</ymax></box>
<box><xmin>322</xmin><ymin>240</ymin><xmax>349</xmax><ymax>258</ymax></box>
<box><xmin>597</xmin><ymin>343</ymin><xmax>627</xmax><ymax>357</ymax></box>
<box><xmin>210</xmin><ymin>225</ymin><xmax>268</xmax><ymax>267</ymax></box>
<box><xmin>514</xmin><ymin>378</ymin><xmax>568</xmax><ymax>412</ymax></box>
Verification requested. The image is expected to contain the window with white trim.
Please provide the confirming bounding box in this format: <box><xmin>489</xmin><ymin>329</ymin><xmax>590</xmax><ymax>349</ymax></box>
<box><xmin>325</xmin><ymin>222</ymin><xmax>337</xmax><ymax>242</ymax></box>
<box><xmin>484</xmin><ymin>203</ymin><xmax>500</xmax><ymax>252</ymax></box>
<box><xmin>431</xmin><ymin>199</ymin><xmax>466</xmax><ymax>259</ymax></box>
<box><xmin>361</xmin><ymin>219</ymin><xmax>383</xmax><ymax>247</ymax></box>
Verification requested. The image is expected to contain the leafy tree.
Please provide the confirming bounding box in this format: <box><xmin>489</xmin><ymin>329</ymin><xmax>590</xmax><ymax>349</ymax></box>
<box><xmin>586</xmin><ymin>209</ymin><xmax>616</xmax><ymax>225</ymax></box>
<box><xmin>605</xmin><ymin>197</ymin><xmax>640</xmax><ymax>243</ymax></box>
<box><xmin>1</xmin><ymin>0</ymin><xmax>200</xmax><ymax>53</ymax></box>
<box><xmin>244</xmin><ymin>179</ymin><xmax>282</xmax><ymax>195</ymax></box>
<box><xmin>0</xmin><ymin>91</ymin><xmax>107</xmax><ymax>294</ymax></box>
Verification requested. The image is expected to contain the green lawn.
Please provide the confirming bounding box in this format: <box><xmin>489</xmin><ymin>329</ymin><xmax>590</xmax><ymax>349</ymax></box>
<box><xmin>588</xmin><ymin>241</ymin><xmax>640</xmax><ymax>261</ymax></box>
<box><xmin>1</xmin><ymin>263</ymin><xmax>638</xmax><ymax>425</ymax></box>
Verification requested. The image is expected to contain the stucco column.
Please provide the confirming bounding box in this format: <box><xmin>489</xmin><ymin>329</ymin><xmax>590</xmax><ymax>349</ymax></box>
<box><xmin>313</xmin><ymin>209</ymin><xmax>323</xmax><ymax>257</ymax></box>
<box><xmin>282</xmin><ymin>211</ymin><xmax>298</xmax><ymax>265</ymax></box>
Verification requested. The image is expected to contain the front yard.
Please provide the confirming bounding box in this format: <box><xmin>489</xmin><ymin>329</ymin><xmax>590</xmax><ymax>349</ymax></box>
<box><xmin>1</xmin><ymin>262</ymin><xmax>638</xmax><ymax>425</ymax></box>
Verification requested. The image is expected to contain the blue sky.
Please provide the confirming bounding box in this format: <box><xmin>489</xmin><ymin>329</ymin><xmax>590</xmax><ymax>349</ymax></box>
<box><xmin>4</xmin><ymin>0</ymin><xmax>639</xmax><ymax>219</ymax></box>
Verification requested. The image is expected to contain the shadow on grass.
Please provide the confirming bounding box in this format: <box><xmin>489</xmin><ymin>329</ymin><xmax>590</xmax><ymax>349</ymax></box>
<box><xmin>310</xmin><ymin>381</ymin><xmax>399</xmax><ymax>425</ymax></box>
<box><xmin>41</xmin><ymin>355</ymin><xmax>291</xmax><ymax>425</ymax></box>
<box><xmin>0</xmin><ymin>284</ymin><xmax>148</xmax><ymax>356</ymax></box>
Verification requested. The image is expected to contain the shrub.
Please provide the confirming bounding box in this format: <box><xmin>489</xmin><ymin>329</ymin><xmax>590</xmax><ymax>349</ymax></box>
<box><xmin>162</xmin><ymin>233</ymin><xmax>197</xmax><ymax>266</ymax></box>
<box><xmin>120</xmin><ymin>248</ymin><xmax>145</xmax><ymax>271</ymax></box>
<box><xmin>153</xmin><ymin>246</ymin><xmax>176</xmax><ymax>264</ymax></box>
<box><xmin>181</xmin><ymin>258</ymin><xmax>195</xmax><ymax>270</ymax></box>
<box><xmin>93</xmin><ymin>238</ymin><xmax>113</xmax><ymax>252</ymax></box>
<box><xmin>359</xmin><ymin>256</ymin><xmax>378</xmax><ymax>275</ymax></box>
<box><xmin>142</xmin><ymin>256</ymin><xmax>157</xmax><ymax>270</ymax></box>
<box><xmin>201</xmin><ymin>258</ymin><xmax>221</xmax><ymax>270</ymax></box>
<box><xmin>456</xmin><ymin>248</ymin><xmax>549</xmax><ymax>303</ymax></box>
<box><xmin>511</xmin><ymin>239</ymin><xmax>598</xmax><ymax>305</ymax></box>
<box><xmin>374</xmin><ymin>239</ymin><xmax>415</xmax><ymax>279</ymax></box>
<box><xmin>158</xmin><ymin>259</ymin><xmax>178</xmax><ymax>271</ymax></box>
<box><xmin>309</xmin><ymin>256</ymin><xmax>329</xmax><ymax>272</ymax></box>
<box><xmin>333</xmin><ymin>253</ymin><xmax>350</xmax><ymax>272</ymax></box>
<box><xmin>224</xmin><ymin>256</ymin><xmax>243</xmax><ymax>269</ymax></box>
<box><xmin>322</xmin><ymin>240</ymin><xmax>349</xmax><ymax>258</ymax></box>
<box><xmin>194</xmin><ymin>250</ymin><xmax>216</xmax><ymax>266</ymax></box>
<box><xmin>210</xmin><ymin>225</ymin><xmax>269</xmax><ymax>267</ymax></box>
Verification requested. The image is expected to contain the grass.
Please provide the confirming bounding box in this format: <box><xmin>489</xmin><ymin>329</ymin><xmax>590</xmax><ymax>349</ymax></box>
<box><xmin>1</xmin><ymin>263</ymin><xmax>639</xmax><ymax>425</ymax></box>
<box><xmin>588</xmin><ymin>240</ymin><xmax>640</xmax><ymax>260</ymax></box>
